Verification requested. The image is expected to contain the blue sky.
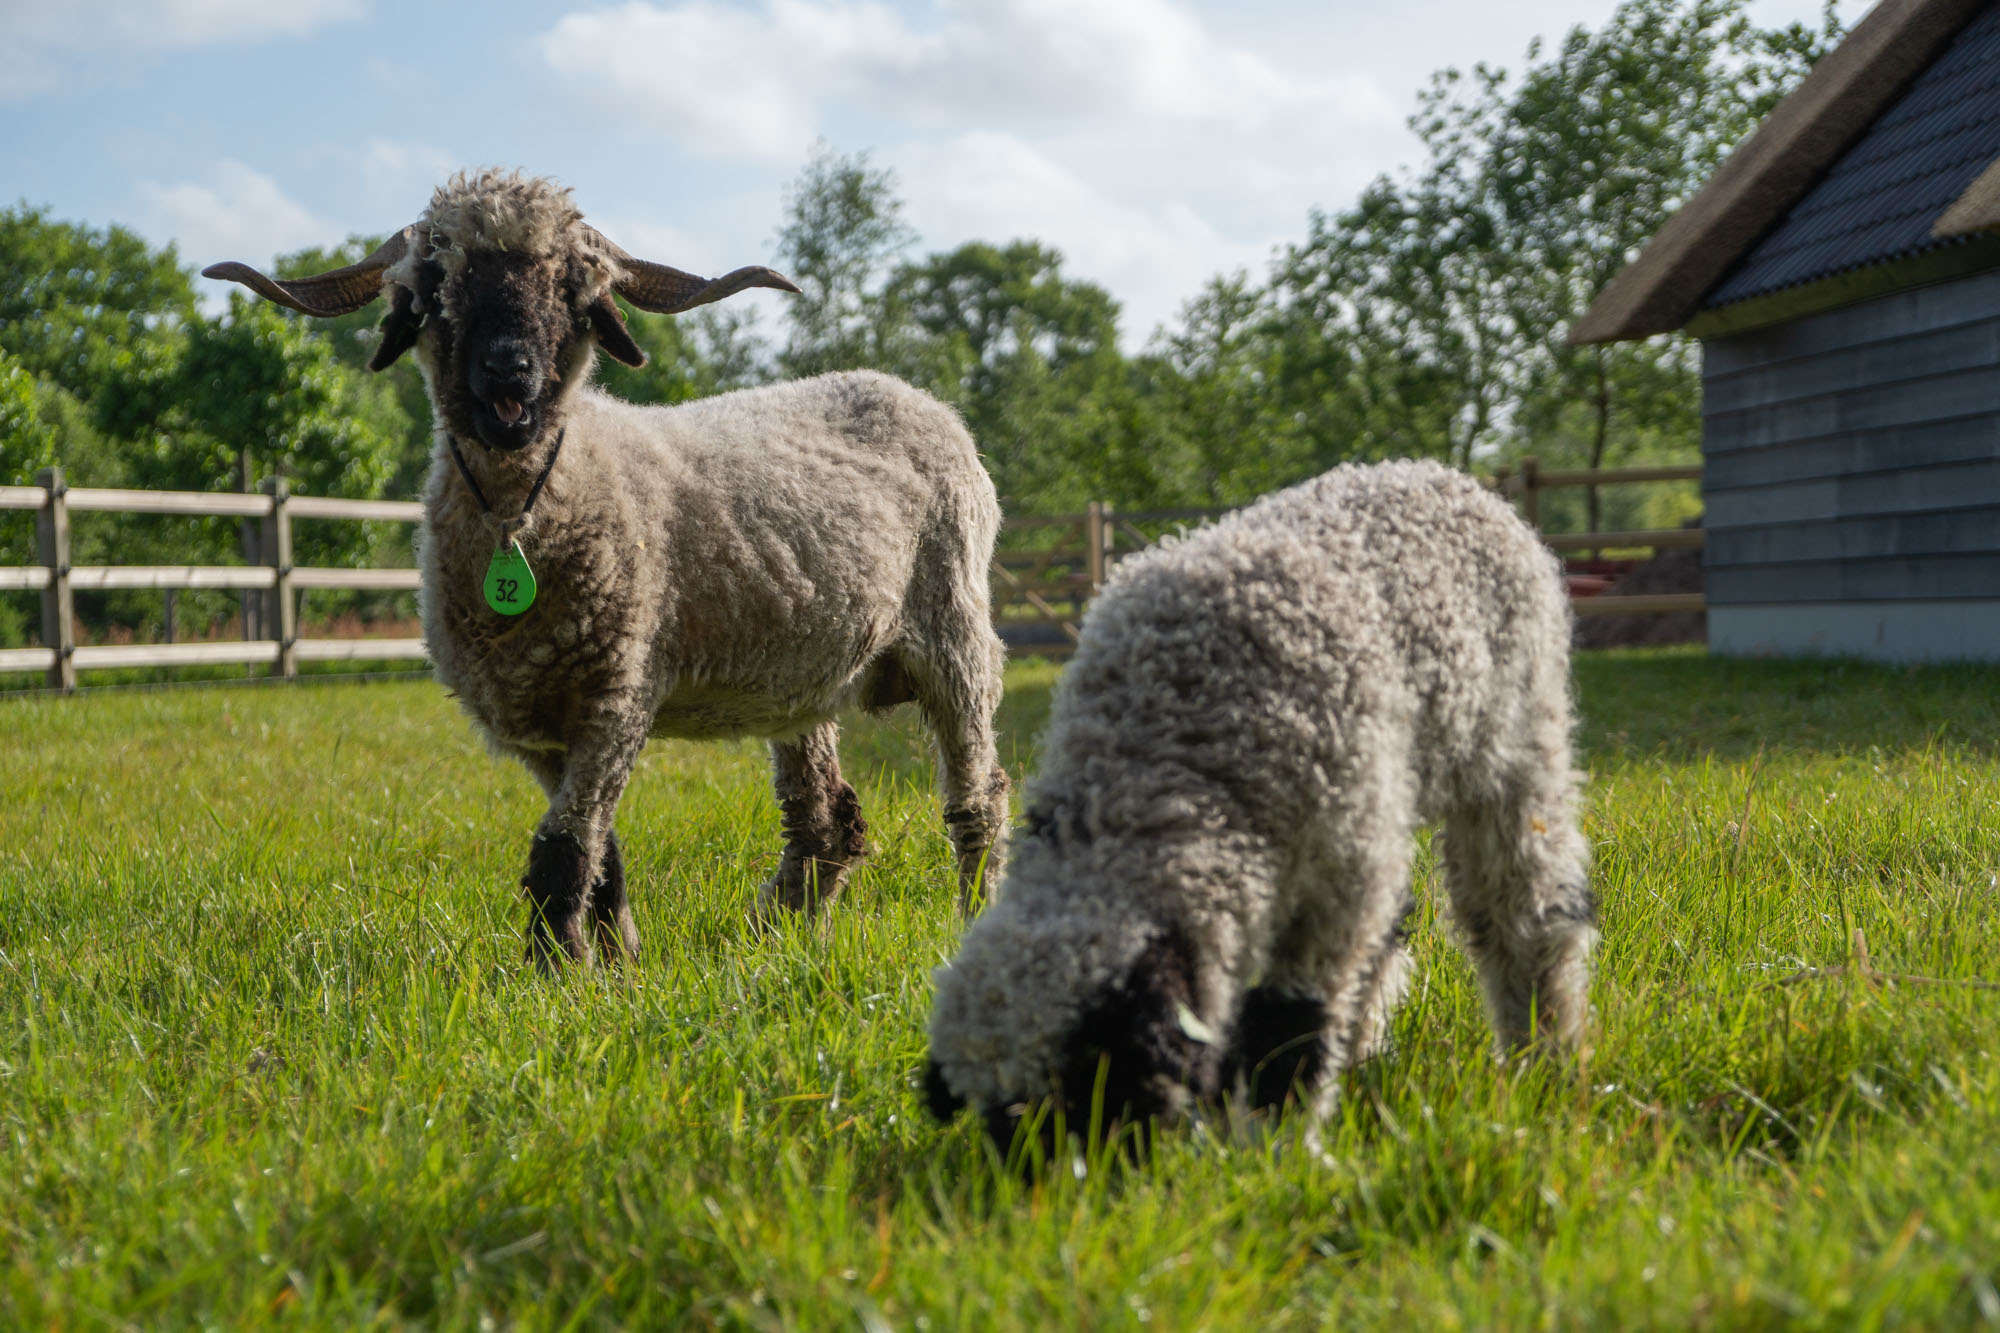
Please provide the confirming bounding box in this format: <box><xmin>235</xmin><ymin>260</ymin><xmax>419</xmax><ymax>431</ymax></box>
<box><xmin>1</xmin><ymin>0</ymin><xmax>1862</xmax><ymax>345</ymax></box>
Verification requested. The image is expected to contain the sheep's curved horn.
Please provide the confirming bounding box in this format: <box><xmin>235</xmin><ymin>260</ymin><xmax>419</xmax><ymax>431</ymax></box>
<box><xmin>586</xmin><ymin>226</ymin><xmax>801</xmax><ymax>314</ymax></box>
<box><xmin>201</xmin><ymin>227</ymin><xmax>414</xmax><ymax>318</ymax></box>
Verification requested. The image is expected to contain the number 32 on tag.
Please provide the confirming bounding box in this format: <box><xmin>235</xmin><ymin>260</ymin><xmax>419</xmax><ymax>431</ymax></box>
<box><xmin>483</xmin><ymin>541</ymin><xmax>537</xmax><ymax>615</ymax></box>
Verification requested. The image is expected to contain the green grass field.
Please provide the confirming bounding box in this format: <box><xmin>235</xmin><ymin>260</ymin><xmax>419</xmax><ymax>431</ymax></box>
<box><xmin>3</xmin><ymin>649</ymin><xmax>1998</xmax><ymax>1329</ymax></box>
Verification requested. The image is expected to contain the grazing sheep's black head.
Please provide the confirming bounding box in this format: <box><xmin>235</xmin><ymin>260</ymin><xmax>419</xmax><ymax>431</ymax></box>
<box><xmin>926</xmin><ymin>920</ymin><xmax>1222</xmax><ymax>1162</ymax></box>
<box><xmin>201</xmin><ymin>169</ymin><xmax>800</xmax><ymax>451</ymax></box>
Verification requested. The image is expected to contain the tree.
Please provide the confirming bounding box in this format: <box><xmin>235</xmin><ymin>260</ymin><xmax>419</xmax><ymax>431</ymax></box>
<box><xmin>0</xmin><ymin>350</ymin><xmax>57</xmax><ymax>646</ymax></box>
<box><xmin>99</xmin><ymin>295</ymin><xmax>400</xmax><ymax>571</ymax></box>
<box><xmin>1137</xmin><ymin>273</ymin><xmax>1311</xmax><ymax>506</ymax></box>
<box><xmin>272</xmin><ymin>239</ymin><xmax>433</xmax><ymax>497</ymax></box>
<box><xmin>0</xmin><ymin>205</ymin><xmax>196</xmax><ymax>400</ymax></box>
<box><xmin>1475</xmin><ymin>0</ymin><xmax>1841</xmax><ymax>527</ymax></box>
<box><xmin>884</xmin><ymin>240</ymin><xmax>1133</xmax><ymax>510</ymax></box>
<box><xmin>1273</xmin><ymin>165</ymin><xmax>1516</xmax><ymax>471</ymax></box>
<box><xmin>772</xmin><ymin>144</ymin><xmax>915</xmax><ymax>378</ymax></box>
<box><xmin>1261</xmin><ymin>0</ymin><xmax>1840</xmax><ymax>527</ymax></box>
<box><xmin>0</xmin><ymin>349</ymin><xmax>57</xmax><ymax>487</ymax></box>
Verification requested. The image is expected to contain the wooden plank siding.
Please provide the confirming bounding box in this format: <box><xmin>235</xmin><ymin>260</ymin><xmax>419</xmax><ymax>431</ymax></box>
<box><xmin>1700</xmin><ymin>267</ymin><xmax>2000</xmax><ymax>660</ymax></box>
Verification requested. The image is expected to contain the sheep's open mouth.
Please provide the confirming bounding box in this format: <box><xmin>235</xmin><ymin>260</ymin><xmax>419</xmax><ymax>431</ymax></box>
<box><xmin>471</xmin><ymin>391</ymin><xmax>540</xmax><ymax>449</ymax></box>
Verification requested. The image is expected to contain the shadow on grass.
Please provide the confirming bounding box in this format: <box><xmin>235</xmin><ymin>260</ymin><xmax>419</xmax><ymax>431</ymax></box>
<box><xmin>1573</xmin><ymin>648</ymin><xmax>2000</xmax><ymax>762</ymax></box>
<box><xmin>844</xmin><ymin>648</ymin><xmax>2000</xmax><ymax>782</ymax></box>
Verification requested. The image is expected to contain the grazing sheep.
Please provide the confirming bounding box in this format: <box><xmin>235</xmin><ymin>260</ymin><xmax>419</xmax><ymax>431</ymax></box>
<box><xmin>206</xmin><ymin>170</ymin><xmax>1010</xmax><ymax>967</ymax></box>
<box><xmin>925</xmin><ymin>460</ymin><xmax>1593</xmax><ymax>1146</ymax></box>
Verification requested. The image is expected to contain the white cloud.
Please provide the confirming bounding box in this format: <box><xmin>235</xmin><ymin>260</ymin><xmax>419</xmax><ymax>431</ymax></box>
<box><xmin>533</xmin><ymin>0</ymin><xmax>1410</xmax><ymax>342</ymax></box>
<box><xmin>542</xmin><ymin>0</ymin><xmax>932</xmax><ymax>158</ymax></box>
<box><xmin>913</xmin><ymin>0</ymin><xmax>1387</xmax><ymax>131</ymax></box>
<box><xmin>902</xmin><ymin>132</ymin><xmax>1273</xmax><ymax>342</ymax></box>
<box><xmin>0</xmin><ymin>0</ymin><xmax>364</xmax><ymax>100</ymax></box>
<box><xmin>135</xmin><ymin>162</ymin><xmax>335</xmax><ymax>306</ymax></box>
<box><xmin>538</xmin><ymin>0</ymin><xmax>1396</xmax><ymax>161</ymax></box>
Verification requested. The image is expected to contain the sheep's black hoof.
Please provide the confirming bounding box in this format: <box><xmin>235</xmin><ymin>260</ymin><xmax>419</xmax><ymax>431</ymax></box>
<box><xmin>754</xmin><ymin>855</ymin><xmax>853</xmax><ymax>919</ymax></box>
<box><xmin>591</xmin><ymin>905</ymin><xmax>640</xmax><ymax>967</ymax></box>
<box><xmin>523</xmin><ymin>829</ymin><xmax>593</xmax><ymax>972</ymax></box>
<box><xmin>923</xmin><ymin>1059</ymin><xmax>966</xmax><ymax>1121</ymax></box>
<box><xmin>587</xmin><ymin>832</ymin><xmax>640</xmax><ymax>967</ymax></box>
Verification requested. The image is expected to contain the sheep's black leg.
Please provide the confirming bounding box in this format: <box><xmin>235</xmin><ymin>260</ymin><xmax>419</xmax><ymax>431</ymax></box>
<box><xmin>514</xmin><ymin>724</ymin><xmax>648</xmax><ymax>973</ymax></box>
<box><xmin>1441</xmin><ymin>780</ymin><xmax>1594</xmax><ymax>1054</ymax></box>
<box><xmin>523</xmin><ymin>827</ymin><xmax>593</xmax><ymax>969</ymax></box>
<box><xmin>758</xmin><ymin>722</ymin><xmax>867</xmax><ymax>917</ymax></box>
<box><xmin>588</xmin><ymin>830</ymin><xmax>640</xmax><ymax>967</ymax></box>
<box><xmin>1224</xmin><ymin>904</ymin><xmax>1412</xmax><ymax>1116</ymax></box>
<box><xmin>905</xmin><ymin>635</ymin><xmax>1010</xmax><ymax>911</ymax></box>
<box><xmin>1224</xmin><ymin>797</ymin><xmax>1418</xmax><ymax>1123</ymax></box>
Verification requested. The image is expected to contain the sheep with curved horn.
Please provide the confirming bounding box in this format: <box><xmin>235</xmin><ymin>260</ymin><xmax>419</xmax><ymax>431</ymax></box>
<box><xmin>207</xmin><ymin>169</ymin><xmax>1012</xmax><ymax>968</ymax></box>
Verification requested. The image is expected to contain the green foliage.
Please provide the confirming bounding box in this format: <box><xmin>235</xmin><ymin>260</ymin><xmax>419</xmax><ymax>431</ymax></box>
<box><xmin>274</xmin><ymin>238</ymin><xmax>435</xmax><ymax>500</ymax></box>
<box><xmin>751</xmin><ymin>0</ymin><xmax>1841</xmax><ymax>518</ymax></box>
<box><xmin>126</xmin><ymin>297</ymin><xmax>393</xmax><ymax>498</ymax></box>
<box><xmin>3</xmin><ymin>653</ymin><xmax>1999</xmax><ymax>1326</ymax></box>
<box><xmin>883</xmin><ymin>239</ymin><xmax>1133</xmax><ymax>510</ymax></box>
<box><xmin>62</xmin><ymin>294</ymin><xmax>404</xmax><ymax>596</ymax></box>
<box><xmin>1475</xmin><ymin>0</ymin><xmax>1840</xmax><ymax>527</ymax></box>
<box><xmin>1274</xmin><ymin>178</ymin><xmax>1514</xmax><ymax>469</ymax></box>
<box><xmin>771</xmin><ymin>149</ymin><xmax>1154</xmax><ymax>510</ymax></box>
<box><xmin>0</xmin><ymin>347</ymin><xmax>57</xmax><ymax>486</ymax></box>
<box><xmin>595</xmin><ymin>306</ymin><xmax>767</xmax><ymax>407</ymax></box>
<box><xmin>1268</xmin><ymin>0</ymin><xmax>1841</xmax><ymax>502</ymax></box>
<box><xmin>0</xmin><ymin>204</ymin><xmax>196</xmax><ymax>401</ymax></box>
<box><xmin>0</xmin><ymin>350</ymin><xmax>55</xmax><ymax>646</ymax></box>
<box><xmin>774</xmin><ymin>143</ymin><xmax>916</xmax><ymax>378</ymax></box>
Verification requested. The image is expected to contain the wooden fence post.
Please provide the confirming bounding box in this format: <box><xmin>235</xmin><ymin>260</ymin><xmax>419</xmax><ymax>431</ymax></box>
<box><xmin>34</xmin><ymin>466</ymin><xmax>76</xmax><ymax>692</ymax></box>
<box><xmin>260</xmin><ymin>477</ymin><xmax>297</xmax><ymax>679</ymax></box>
<box><xmin>1519</xmin><ymin>456</ymin><xmax>1542</xmax><ymax>533</ymax></box>
<box><xmin>1085</xmin><ymin>500</ymin><xmax>1109</xmax><ymax>598</ymax></box>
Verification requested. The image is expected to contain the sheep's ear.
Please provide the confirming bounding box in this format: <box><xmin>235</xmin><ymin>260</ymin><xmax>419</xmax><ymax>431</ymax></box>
<box><xmin>586</xmin><ymin>292</ymin><xmax>648</xmax><ymax>367</ymax></box>
<box><xmin>368</xmin><ymin>285</ymin><xmax>424</xmax><ymax>372</ymax></box>
<box><xmin>923</xmin><ymin>1059</ymin><xmax>966</xmax><ymax>1121</ymax></box>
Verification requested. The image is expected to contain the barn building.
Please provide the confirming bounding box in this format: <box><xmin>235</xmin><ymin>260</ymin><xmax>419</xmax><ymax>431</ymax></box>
<box><xmin>1572</xmin><ymin>0</ymin><xmax>2000</xmax><ymax>662</ymax></box>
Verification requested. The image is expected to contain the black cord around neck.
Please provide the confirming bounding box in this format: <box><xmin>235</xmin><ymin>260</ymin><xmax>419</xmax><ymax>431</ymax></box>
<box><xmin>446</xmin><ymin>427</ymin><xmax>566</xmax><ymax>524</ymax></box>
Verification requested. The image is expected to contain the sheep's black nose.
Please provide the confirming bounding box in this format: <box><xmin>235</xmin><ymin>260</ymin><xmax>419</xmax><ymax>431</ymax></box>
<box><xmin>483</xmin><ymin>346</ymin><xmax>532</xmax><ymax>379</ymax></box>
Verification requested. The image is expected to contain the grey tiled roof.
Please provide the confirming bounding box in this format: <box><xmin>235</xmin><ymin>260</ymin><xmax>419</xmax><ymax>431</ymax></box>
<box><xmin>1704</xmin><ymin>0</ymin><xmax>2000</xmax><ymax>308</ymax></box>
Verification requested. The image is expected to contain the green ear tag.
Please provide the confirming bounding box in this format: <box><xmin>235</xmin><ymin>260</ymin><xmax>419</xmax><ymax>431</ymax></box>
<box><xmin>483</xmin><ymin>540</ymin><xmax>536</xmax><ymax>615</ymax></box>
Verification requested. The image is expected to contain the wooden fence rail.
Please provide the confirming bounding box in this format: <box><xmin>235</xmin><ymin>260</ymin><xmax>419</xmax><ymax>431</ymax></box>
<box><xmin>990</xmin><ymin>461</ymin><xmax>1707</xmax><ymax>652</ymax></box>
<box><xmin>3</xmin><ymin>459</ymin><xmax>1707</xmax><ymax>687</ymax></box>
<box><xmin>1490</xmin><ymin>457</ymin><xmax>1706</xmax><ymax>620</ymax></box>
<box><xmin>1</xmin><ymin>467</ymin><xmax>427</xmax><ymax>690</ymax></box>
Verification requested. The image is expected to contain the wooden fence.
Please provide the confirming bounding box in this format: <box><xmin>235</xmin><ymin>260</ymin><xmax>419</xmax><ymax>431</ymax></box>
<box><xmin>1</xmin><ymin>467</ymin><xmax>425</xmax><ymax>691</ymax></box>
<box><xmin>2</xmin><ymin>459</ymin><xmax>1707</xmax><ymax>688</ymax></box>
<box><xmin>1492</xmin><ymin>457</ymin><xmax>1707</xmax><ymax>620</ymax></box>
<box><xmin>992</xmin><ymin>460</ymin><xmax>1707</xmax><ymax>654</ymax></box>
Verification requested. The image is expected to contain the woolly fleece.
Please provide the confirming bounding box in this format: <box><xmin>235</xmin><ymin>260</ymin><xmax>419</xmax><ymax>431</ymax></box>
<box><xmin>384</xmin><ymin>172</ymin><xmax>1009</xmax><ymax>959</ymax></box>
<box><xmin>928</xmin><ymin>459</ymin><xmax>1595</xmax><ymax>1128</ymax></box>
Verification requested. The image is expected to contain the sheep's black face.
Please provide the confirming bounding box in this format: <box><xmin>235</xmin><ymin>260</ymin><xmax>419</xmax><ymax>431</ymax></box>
<box><xmin>437</xmin><ymin>252</ymin><xmax>591</xmax><ymax>453</ymax></box>
<box><xmin>931</xmin><ymin>925</ymin><xmax>1220</xmax><ymax>1162</ymax></box>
